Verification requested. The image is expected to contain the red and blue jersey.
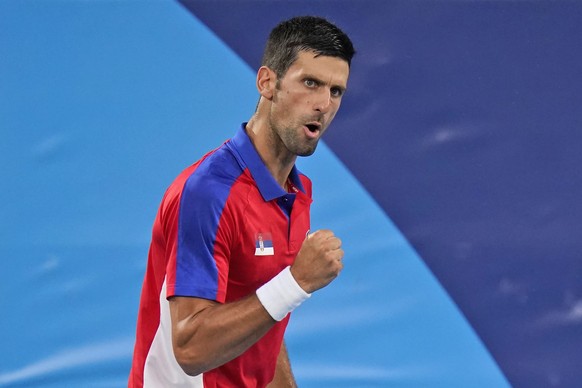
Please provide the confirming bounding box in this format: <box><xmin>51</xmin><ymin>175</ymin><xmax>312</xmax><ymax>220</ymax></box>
<box><xmin>129</xmin><ymin>124</ymin><xmax>312</xmax><ymax>388</ymax></box>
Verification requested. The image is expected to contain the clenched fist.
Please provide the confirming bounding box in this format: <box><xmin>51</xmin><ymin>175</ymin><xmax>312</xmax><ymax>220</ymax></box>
<box><xmin>290</xmin><ymin>229</ymin><xmax>344</xmax><ymax>294</ymax></box>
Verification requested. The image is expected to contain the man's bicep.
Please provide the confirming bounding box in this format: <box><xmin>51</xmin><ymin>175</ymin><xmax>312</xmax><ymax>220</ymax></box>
<box><xmin>169</xmin><ymin>296</ymin><xmax>218</xmax><ymax>343</ymax></box>
<box><xmin>169</xmin><ymin>296</ymin><xmax>218</xmax><ymax>324</ymax></box>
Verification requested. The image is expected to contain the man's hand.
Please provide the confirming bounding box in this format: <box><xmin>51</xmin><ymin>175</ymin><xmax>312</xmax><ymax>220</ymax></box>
<box><xmin>290</xmin><ymin>229</ymin><xmax>344</xmax><ymax>293</ymax></box>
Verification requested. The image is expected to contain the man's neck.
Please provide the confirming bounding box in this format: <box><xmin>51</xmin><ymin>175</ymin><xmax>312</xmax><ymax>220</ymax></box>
<box><xmin>245</xmin><ymin>116</ymin><xmax>296</xmax><ymax>189</ymax></box>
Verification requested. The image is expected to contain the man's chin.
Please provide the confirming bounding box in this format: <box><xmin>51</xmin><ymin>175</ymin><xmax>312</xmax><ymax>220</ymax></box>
<box><xmin>297</xmin><ymin>146</ymin><xmax>317</xmax><ymax>157</ymax></box>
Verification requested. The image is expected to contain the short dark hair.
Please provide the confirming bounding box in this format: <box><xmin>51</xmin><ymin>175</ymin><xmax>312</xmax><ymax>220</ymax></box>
<box><xmin>261</xmin><ymin>16</ymin><xmax>355</xmax><ymax>79</ymax></box>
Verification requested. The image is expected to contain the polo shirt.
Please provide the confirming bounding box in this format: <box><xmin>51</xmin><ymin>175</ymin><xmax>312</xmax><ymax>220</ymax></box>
<box><xmin>129</xmin><ymin>124</ymin><xmax>313</xmax><ymax>388</ymax></box>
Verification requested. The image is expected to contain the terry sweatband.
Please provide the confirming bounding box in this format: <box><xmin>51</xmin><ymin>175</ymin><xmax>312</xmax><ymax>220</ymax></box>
<box><xmin>256</xmin><ymin>266</ymin><xmax>311</xmax><ymax>321</ymax></box>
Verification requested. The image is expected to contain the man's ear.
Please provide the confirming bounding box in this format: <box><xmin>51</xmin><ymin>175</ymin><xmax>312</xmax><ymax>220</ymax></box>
<box><xmin>257</xmin><ymin>66</ymin><xmax>276</xmax><ymax>100</ymax></box>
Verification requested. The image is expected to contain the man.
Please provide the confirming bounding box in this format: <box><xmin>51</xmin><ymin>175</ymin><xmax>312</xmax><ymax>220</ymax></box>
<box><xmin>129</xmin><ymin>16</ymin><xmax>355</xmax><ymax>387</ymax></box>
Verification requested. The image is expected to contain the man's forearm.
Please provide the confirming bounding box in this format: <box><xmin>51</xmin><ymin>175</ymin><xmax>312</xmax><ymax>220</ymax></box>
<box><xmin>170</xmin><ymin>293</ymin><xmax>276</xmax><ymax>376</ymax></box>
<box><xmin>170</xmin><ymin>229</ymin><xmax>343</xmax><ymax>377</ymax></box>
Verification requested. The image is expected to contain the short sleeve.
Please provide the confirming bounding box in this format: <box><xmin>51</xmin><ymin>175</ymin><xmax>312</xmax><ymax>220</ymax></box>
<box><xmin>163</xmin><ymin>157</ymin><xmax>240</xmax><ymax>303</ymax></box>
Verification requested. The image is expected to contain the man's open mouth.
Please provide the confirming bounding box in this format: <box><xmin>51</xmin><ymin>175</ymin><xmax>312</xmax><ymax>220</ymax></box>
<box><xmin>306</xmin><ymin>123</ymin><xmax>320</xmax><ymax>132</ymax></box>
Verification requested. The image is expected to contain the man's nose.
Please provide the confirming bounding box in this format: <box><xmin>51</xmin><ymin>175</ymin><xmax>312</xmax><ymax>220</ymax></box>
<box><xmin>313</xmin><ymin>88</ymin><xmax>332</xmax><ymax>113</ymax></box>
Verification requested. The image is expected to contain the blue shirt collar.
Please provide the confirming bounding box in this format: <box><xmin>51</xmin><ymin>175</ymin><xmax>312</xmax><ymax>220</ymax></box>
<box><xmin>229</xmin><ymin>123</ymin><xmax>305</xmax><ymax>201</ymax></box>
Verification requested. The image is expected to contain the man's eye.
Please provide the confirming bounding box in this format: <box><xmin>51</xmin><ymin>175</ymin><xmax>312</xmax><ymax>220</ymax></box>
<box><xmin>331</xmin><ymin>88</ymin><xmax>344</xmax><ymax>98</ymax></box>
<box><xmin>304</xmin><ymin>79</ymin><xmax>317</xmax><ymax>87</ymax></box>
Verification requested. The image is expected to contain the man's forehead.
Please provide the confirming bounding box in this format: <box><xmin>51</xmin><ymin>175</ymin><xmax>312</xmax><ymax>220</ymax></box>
<box><xmin>288</xmin><ymin>51</ymin><xmax>349</xmax><ymax>80</ymax></box>
<box><xmin>294</xmin><ymin>50</ymin><xmax>348</xmax><ymax>66</ymax></box>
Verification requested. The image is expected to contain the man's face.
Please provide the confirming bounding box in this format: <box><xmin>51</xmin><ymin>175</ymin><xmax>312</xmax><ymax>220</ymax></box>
<box><xmin>268</xmin><ymin>51</ymin><xmax>350</xmax><ymax>157</ymax></box>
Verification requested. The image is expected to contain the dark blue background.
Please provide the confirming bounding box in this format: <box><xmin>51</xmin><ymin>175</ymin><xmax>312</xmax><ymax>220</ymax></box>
<box><xmin>182</xmin><ymin>1</ymin><xmax>582</xmax><ymax>386</ymax></box>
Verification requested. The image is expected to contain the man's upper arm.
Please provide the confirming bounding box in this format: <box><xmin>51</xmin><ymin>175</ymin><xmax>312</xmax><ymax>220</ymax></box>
<box><xmin>169</xmin><ymin>296</ymin><xmax>218</xmax><ymax>338</ymax></box>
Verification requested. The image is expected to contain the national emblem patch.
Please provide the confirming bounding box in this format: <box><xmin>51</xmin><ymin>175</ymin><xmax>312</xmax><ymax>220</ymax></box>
<box><xmin>255</xmin><ymin>232</ymin><xmax>274</xmax><ymax>256</ymax></box>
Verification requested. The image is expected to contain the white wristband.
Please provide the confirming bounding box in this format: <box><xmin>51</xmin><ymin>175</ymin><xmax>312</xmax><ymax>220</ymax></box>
<box><xmin>256</xmin><ymin>266</ymin><xmax>311</xmax><ymax>321</ymax></box>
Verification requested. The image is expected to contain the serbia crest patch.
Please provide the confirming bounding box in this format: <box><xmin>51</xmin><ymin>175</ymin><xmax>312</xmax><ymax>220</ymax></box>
<box><xmin>255</xmin><ymin>232</ymin><xmax>274</xmax><ymax>256</ymax></box>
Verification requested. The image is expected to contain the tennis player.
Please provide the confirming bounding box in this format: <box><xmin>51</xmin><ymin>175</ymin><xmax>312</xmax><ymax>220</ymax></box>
<box><xmin>129</xmin><ymin>15</ymin><xmax>355</xmax><ymax>387</ymax></box>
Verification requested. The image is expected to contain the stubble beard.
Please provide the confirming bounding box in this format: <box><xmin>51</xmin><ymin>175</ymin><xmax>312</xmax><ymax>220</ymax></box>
<box><xmin>269</xmin><ymin>117</ymin><xmax>319</xmax><ymax>158</ymax></box>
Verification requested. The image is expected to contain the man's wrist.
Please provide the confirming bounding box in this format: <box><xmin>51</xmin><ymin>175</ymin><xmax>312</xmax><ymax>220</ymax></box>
<box><xmin>256</xmin><ymin>266</ymin><xmax>311</xmax><ymax>321</ymax></box>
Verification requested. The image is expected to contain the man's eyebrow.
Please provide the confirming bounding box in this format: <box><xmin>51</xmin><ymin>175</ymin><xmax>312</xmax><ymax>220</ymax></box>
<box><xmin>304</xmin><ymin>74</ymin><xmax>347</xmax><ymax>91</ymax></box>
<box><xmin>303</xmin><ymin>74</ymin><xmax>323</xmax><ymax>83</ymax></box>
